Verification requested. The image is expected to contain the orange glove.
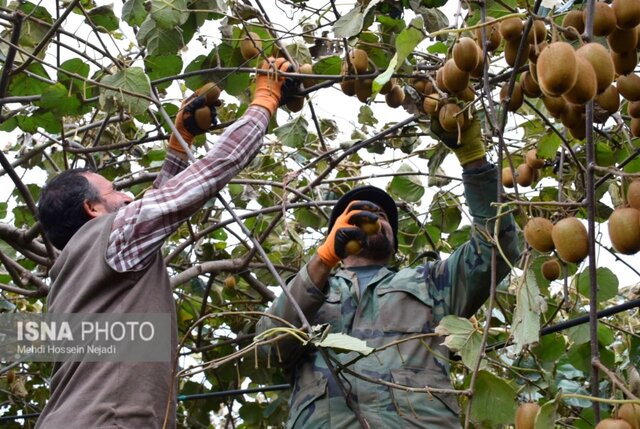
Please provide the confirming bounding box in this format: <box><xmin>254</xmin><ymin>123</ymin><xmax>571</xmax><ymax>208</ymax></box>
<box><xmin>250</xmin><ymin>57</ymin><xmax>292</xmax><ymax>115</ymax></box>
<box><xmin>168</xmin><ymin>85</ymin><xmax>220</xmax><ymax>153</ymax></box>
<box><xmin>317</xmin><ymin>201</ymin><xmax>381</xmax><ymax>268</ymax></box>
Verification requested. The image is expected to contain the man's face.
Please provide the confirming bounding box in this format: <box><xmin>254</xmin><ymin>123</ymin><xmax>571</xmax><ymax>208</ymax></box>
<box><xmin>82</xmin><ymin>172</ymin><xmax>133</xmax><ymax>217</ymax></box>
<box><xmin>358</xmin><ymin>208</ymin><xmax>395</xmax><ymax>261</ymax></box>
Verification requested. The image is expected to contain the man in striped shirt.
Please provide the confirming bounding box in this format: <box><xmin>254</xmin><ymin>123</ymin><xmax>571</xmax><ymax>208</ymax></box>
<box><xmin>34</xmin><ymin>58</ymin><xmax>290</xmax><ymax>429</ymax></box>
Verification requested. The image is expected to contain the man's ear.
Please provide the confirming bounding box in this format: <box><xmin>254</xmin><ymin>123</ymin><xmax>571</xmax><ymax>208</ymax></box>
<box><xmin>83</xmin><ymin>199</ymin><xmax>101</xmax><ymax>219</ymax></box>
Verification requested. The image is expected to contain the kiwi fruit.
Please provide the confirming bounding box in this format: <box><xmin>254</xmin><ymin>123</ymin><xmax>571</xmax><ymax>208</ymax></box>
<box><xmin>340</xmin><ymin>78</ymin><xmax>356</xmax><ymax>96</ymax></box>
<box><xmin>350</xmin><ymin>48</ymin><xmax>369</xmax><ymax>73</ymax></box>
<box><xmin>380</xmin><ymin>78</ymin><xmax>395</xmax><ymax>95</ymax></box>
<box><xmin>516</xmin><ymin>163</ymin><xmax>536</xmax><ymax>187</ymax></box>
<box><xmin>196</xmin><ymin>82</ymin><xmax>222</xmax><ymax>105</ymax></box>
<box><xmin>569</xmin><ymin>120</ymin><xmax>587</xmax><ymax>140</ymax></box>
<box><xmin>561</xmin><ymin>103</ymin><xmax>584</xmax><ymax>128</ymax></box>
<box><xmin>595</xmin><ymin>418</ymin><xmax>633</xmax><ymax>429</ymax></box>
<box><xmin>537</xmin><ymin>42</ymin><xmax>578</xmax><ymax>97</ymax></box>
<box><xmin>528</xmin><ymin>41</ymin><xmax>548</xmax><ymax>63</ymax></box>
<box><xmin>298</xmin><ymin>63</ymin><xmax>315</xmax><ymax>88</ymax></box>
<box><xmin>360</xmin><ymin>220</ymin><xmax>381</xmax><ymax>235</ymax></box>
<box><xmin>563</xmin><ymin>56</ymin><xmax>598</xmax><ymax>104</ymax></box>
<box><xmin>504</xmin><ymin>39</ymin><xmax>529</xmax><ymax>68</ymax></box>
<box><xmin>443</xmin><ymin>59</ymin><xmax>470</xmax><ymax>93</ymax></box>
<box><xmin>500</xmin><ymin>17</ymin><xmax>524</xmax><ymax>41</ymax></box>
<box><xmin>596</xmin><ymin>85</ymin><xmax>620</xmax><ymax>115</ymax></box>
<box><xmin>470</xmin><ymin>44</ymin><xmax>485</xmax><ymax>78</ymax></box>
<box><xmin>436</xmin><ymin>67</ymin><xmax>448</xmax><ymax>92</ymax></box>
<box><xmin>563</xmin><ymin>10</ymin><xmax>585</xmax><ymax>40</ymax></box>
<box><xmin>618</xmin><ymin>403</ymin><xmax>640</xmax><ymax>429</ymax></box>
<box><xmin>608</xmin><ymin>26</ymin><xmax>639</xmax><ymax>54</ymax></box>
<box><xmin>453</xmin><ymin>37</ymin><xmax>480</xmax><ymax>72</ymax></box>
<box><xmin>521</xmin><ymin>71</ymin><xmax>542</xmax><ymax>98</ymax></box>
<box><xmin>527</xmin><ymin>20</ymin><xmax>547</xmax><ymax>45</ymax></box>
<box><xmin>500</xmin><ymin>82</ymin><xmax>524</xmax><ymax>111</ymax></box>
<box><xmin>286</xmin><ymin>96</ymin><xmax>305</xmax><ymax>112</ymax></box>
<box><xmin>194</xmin><ymin>106</ymin><xmax>213</xmax><ymax>130</ymax></box>
<box><xmin>629</xmin><ymin>100</ymin><xmax>640</xmax><ymax>118</ymax></box>
<box><xmin>541</xmin><ymin>258</ymin><xmax>562</xmax><ymax>281</ymax></box>
<box><xmin>524</xmin><ymin>217</ymin><xmax>555</xmax><ymax>252</ymax></box>
<box><xmin>423</xmin><ymin>93</ymin><xmax>441</xmax><ymax>115</ymax></box>
<box><xmin>608</xmin><ymin>207</ymin><xmax>640</xmax><ymax>254</ymax></box>
<box><xmin>456</xmin><ymin>86</ymin><xmax>476</xmax><ymax>102</ymax></box>
<box><xmin>355</xmin><ymin>78</ymin><xmax>373</xmax><ymax>102</ymax></box>
<box><xmin>529</xmin><ymin>61</ymin><xmax>538</xmax><ymax>82</ymax></box>
<box><xmin>611</xmin><ymin>50</ymin><xmax>639</xmax><ymax>76</ymax></box>
<box><xmin>240</xmin><ymin>32</ymin><xmax>262</xmax><ymax>60</ymax></box>
<box><xmin>591</xmin><ymin>2</ymin><xmax>618</xmax><ymax>36</ymax></box>
<box><xmin>223</xmin><ymin>275</ymin><xmax>236</xmax><ymax>289</ymax></box>
<box><xmin>413</xmin><ymin>78</ymin><xmax>433</xmax><ymax>95</ymax></box>
<box><xmin>502</xmin><ymin>167</ymin><xmax>514</xmax><ymax>188</ymax></box>
<box><xmin>616</xmin><ymin>73</ymin><xmax>640</xmax><ymax>101</ymax></box>
<box><xmin>515</xmin><ymin>402</ymin><xmax>541</xmax><ymax>429</ymax></box>
<box><xmin>475</xmin><ymin>17</ymin><xmax>502</xmax><ymax>51</ymax></box>
<box><xmin>552</xmin><ymin>217</ymin><xmax>589</xmax><ymax>263</ymax></box>
<box><xmin>439</xmin><ymin>103</ymin><xmax>464</xmax><ymax>133</ymax></box>
<box><xmin>385</xmin><ymin>85</ymin><xmax>405</xmax><ymax>108</ymax></box>
<box><xmin>345</xmin><ymin>240</ymin><xmax>362</xmax><ymax>255</ymax></box>
<box><xmin>632</xmin><ymin>118</ymin><xmax>640</xmax><ymax>137</ymax></box>
<box><xmin>629</xmin><ymin>180</ymin><xmax>640</xmax><ymax>209</ymax></box>
<box><xmin>576</xmin><ymin>43</ymin><xmax>615</xmax><ymax>94</ymax></box>
<box><xmin>526</xmin><ymin>148</ymin><xmax>545</xmax><ymax>169</ymax></box>
<box><xmin>612</xmin><ymin>0</ymin><xmax>640</xmax><ymax>29</ymax></box>
<box><xmin>543</xmin><ymin>94</ymin><xmax>567</xmax><ymax>118</ymax></box>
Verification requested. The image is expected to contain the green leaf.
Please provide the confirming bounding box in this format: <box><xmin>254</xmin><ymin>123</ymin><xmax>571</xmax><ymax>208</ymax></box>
<box><xmin>333</xmin><ymin>6</ymin><xmax>365</xmax><ymax>38</ymax></box>
<box><xmin>274</xmin><ymin>116</ymin><xmax>309</xmax><ymax>148</ymax></box>
<box><xmin>630</xmin><ymin>335</ymin><xmax>640</xmax><ymax>368</ymax></box>
<box><xmin>358</xmin><ymin>105</ymin><xmax>378</xmax><ymax>126</ymax></box>
<box><xmin>38</xmin><ymin>83</ymin><xmax>82</xmax><ymax>117</ymax></box>
<box><xmin>534</xmin><ymin>393</ymin><xmax>560</xmax><ymax>429</ymax></box>
<box><xmin>512</xmin><ymin>271</ymin><xmax>545</xmax><ymax>354</ymax></box>
<box><xmin>294</xmin><ymin>207</ymin><xmax>323</xmax><ymax>230</ymax></box>
<box><xmin>122</xmin><ymin>0</ymin><xmax>147</xmax><ymax>26</ymax></box>
<box><xmin>34</xmin><ymin>111</ymin><xmax>62</xmax><ymax>134</ymax></box>
<box><xmin>567</xmin><ymin>341</ymin><xmax>614</xmax><ymax>373</ymax></box>
<box><xmin>427</xmin><ymin>41</ymin><xmax>448</xmax><ymax>54</ymax></box>
<box><xmin>224</xmin><ymin>71</ymin><xmax>250</xmax><ymax>96</ymax></box>
<box><xmin>420</xmin><ymin>7</ymin><xmax>449</xmax><ymax>33</ymax></box>
<box><xmin>8</xmin><ymin>63</ymin><xmax>51</xmax><ymax>96</ymax></box>
<box><xmin>286</xmin><ymin>42</ymin><xmax>312</xmax><ymax>66</ymax></box>
<box><xmin>373</xmin><ymin>55</ymin><xmax>397</xmax><ymax>96</ymax></box>
<box><xmin>388</xmin><ymin>164</ymin><xmax>425</xmax><ymax>203</ymax></box>
<box><xmin>137</xmin><ymin>16</ymin><xmax>184</xmax><ymax>55</ymax></box>
<box><xmin>574</xmin><ymin>267</ymin><xmax>618</xmax><ymax>303</ymax></box>
<box><xmin>435</xmin><ymin>315</ymin><xmax>485</xmax><ymax>370</ymax></box>
<box><xmin>313</xmin><ymin>55</ymin><xmax>341</xmax><ymax>76</ymax></box>
<box><xmin>99</xmin><ymin>67</ymin><xmax>151</xmax><ymax>116</ymax></box>
<box><xmin>537</xmin><ymin>132</ymin><xmax>561</xmax><ymax>159</ymax></box>
<box><xmin>150</xmin><ymin>0</ymin><xmax>189</xmax><ymax>29</ymax></box>
<box><xmin>0</xmin><ymin>116</ymin><xmax>17</xmax><ymax>132</ymax></box>
<box><xmin>595</xmin><ymin>142</ymin><xmax>616</xmax><ymax>167</ymax></box>
<box><xmin>469</xmin><ymin>370</ymin><xmax>517</xmax><ymax>426</ymax></box>
<box><xmin>86</xmin><ymin>5</ymin><xmax>119</xmax><ymax>32</ymax></box>
<box><xmin>16</xmin><ymin>115</ymin><xmax>37</xmax><ymax>133</ymax></box>
<box><xmin>429</xmin><ymin>191</ymin><xmax>461</xmax><ymax>233</ymax></box>
<box><xmin>316</xmin><ymin>333</ymin><xmax>373</xmax><ymax>355</ymax></box>
<box><xmin>396</xmin><ymin>16</ymin><xmax>425</xmax><ymax>63</ymax></box>
<box><xmin>447</xmin><ymin>225</ymin><xmax>471</xmax><ymax>249</ymax></box>
<box><xmin>532</xmin><ymin>333</ymin><xmax>566</xmax><ymax>366</ymax></box>
<box><xmin>145</xmin><ymin>55</ymin><xmax>183</xmax><ymax>89</ymax></box>
<box><xmin>58</xmin><ymin>58</ymin><xmax>90</xmax><ymax>87</ymax></box>
<box><xmin>238</xmin><ymin>402</ymin><xmax>264</xmax><ymax>425</ymax></box>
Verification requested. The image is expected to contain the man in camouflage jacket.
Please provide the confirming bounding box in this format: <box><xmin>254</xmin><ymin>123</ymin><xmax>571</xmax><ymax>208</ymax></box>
<box><xmin>255</xmin><ymin>117</ymin><xmax>521</xmax><ymax>428</ymax></box>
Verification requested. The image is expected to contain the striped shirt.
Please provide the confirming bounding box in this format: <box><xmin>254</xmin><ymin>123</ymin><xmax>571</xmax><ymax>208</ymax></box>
<box><xmin>105</xmin><ymin>106</ymin><xmax>270</xmax><ymax>272</ymax></box>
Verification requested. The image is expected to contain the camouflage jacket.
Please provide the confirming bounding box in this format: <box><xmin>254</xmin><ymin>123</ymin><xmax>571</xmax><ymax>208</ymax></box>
<box><xmin>256</xmin><ymin>165</ymin><xmax>521</xmax><ymax>428</ymax></box>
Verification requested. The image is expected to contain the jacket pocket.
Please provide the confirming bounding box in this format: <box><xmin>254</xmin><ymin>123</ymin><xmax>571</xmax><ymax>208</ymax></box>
<box><xmin>377</xmin><ymin>287</ymin><xmax>434</xmax><ymax>333</ymax></box>
<box><xmin>389</xmin><ymin>367</ymin><xmax>460</xmax><ymax>428</ymax></box>
<box><xmin>288</xmin><ymin>375</ymin><xmax>327</xmax><ymax>429</ymax></box>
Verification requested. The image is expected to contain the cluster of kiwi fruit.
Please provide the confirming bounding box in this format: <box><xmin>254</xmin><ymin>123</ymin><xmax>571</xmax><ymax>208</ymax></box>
<box><xmin>339</xmin><ymin>48</ymin><xmax>405</xmax><ymax>107</ymax></box>
<box><xmin>502</xmin><ymin>148</ymin><xmax>545</xmax><ymax>188</ymax></box>
<box><xmin>495</xmin><ymin>1</ymin><xmax>640</xmax><ymax>141</ymax></box>
<box><xmin>607</xmin><ymin>179</ymin><xmax>640</xmax><ymax>255</ymax></box>
<box><xmin>517</xmin><ymin>402</ymin><xmax>640</xmax><ymax>428</ymax></box>
<box><xmin>523</xmin><ymin>215</ymin><xmax>589</xmax><ymax>280</ymax></box>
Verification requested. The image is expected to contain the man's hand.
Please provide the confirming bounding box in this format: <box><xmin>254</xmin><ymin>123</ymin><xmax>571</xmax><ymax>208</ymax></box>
<box><xmin>168</xmin><ymin>83</ymin><xmax>220</xmax><ymax>153</ymax></box>
<box><xmin>250</xmin><ymin>57</ymin><xmax>292</xmax><ymax>115</ymax></box>
<box><xmin>317</xmin><ymin>201</ymin><xmax>381</xmax><ymax>268</ymax></box>
<box><xmin>431</xmin><ymin>114</ymin><xmax>486</xmax><ymax>167</ymax></box>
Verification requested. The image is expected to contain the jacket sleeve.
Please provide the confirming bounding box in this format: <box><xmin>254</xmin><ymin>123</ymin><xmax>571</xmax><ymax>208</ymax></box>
<box><xmin>255</xmin><ymin>263</ymin><xmax>327</xmax><ymax>369</ymax></box>
<box><xmin>429</xmin><ymin>164</ymin><xmax>522</xmax><ymax>319</ymax></box>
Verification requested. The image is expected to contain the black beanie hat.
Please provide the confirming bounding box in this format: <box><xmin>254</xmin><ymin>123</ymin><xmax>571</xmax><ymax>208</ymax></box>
<box><xmin>327</xmin><ymin>186</ymin><xmax>399</xmax><ymax>251</ymax></box>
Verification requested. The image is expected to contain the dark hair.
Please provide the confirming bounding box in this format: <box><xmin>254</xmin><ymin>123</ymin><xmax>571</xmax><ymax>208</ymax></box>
<box><xmin>37</xmin><ymin>168</ymin><xmax>100</xmax><ymax>249</ymax></box>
